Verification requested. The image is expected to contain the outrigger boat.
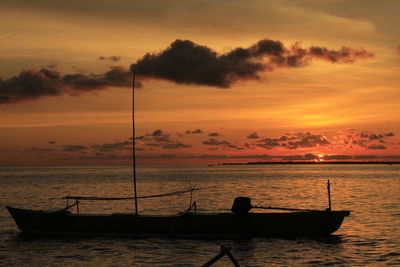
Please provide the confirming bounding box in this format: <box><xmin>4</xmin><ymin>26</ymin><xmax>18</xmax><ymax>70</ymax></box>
<box><xmin>6</xmin><ymin>67</ymin><xmax>350</xmax><ymax>237</ymax></box>
<box><xmin>7</xmin><ymin>193</ymin><xmax>350</xmax><ymax>237</ymax></box>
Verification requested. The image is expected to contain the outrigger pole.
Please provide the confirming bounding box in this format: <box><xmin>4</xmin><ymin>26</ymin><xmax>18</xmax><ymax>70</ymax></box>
<box><xmin>132</xmin><ymin>65</ymin><xmax>138</xmax><ymax>215</ymax></box>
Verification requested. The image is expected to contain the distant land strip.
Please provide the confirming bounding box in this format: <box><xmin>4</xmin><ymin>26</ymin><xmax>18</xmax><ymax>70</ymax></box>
<box><xmin>221</xmin><ymin>161</ymin><xmax>400</xmax><ymax>165</ymax></box>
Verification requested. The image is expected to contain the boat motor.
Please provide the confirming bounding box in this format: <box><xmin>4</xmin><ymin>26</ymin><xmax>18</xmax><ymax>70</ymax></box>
<box><xmin>231</xmin><ymin>197</ymin><xmax>252</xmax><ymax>214</ymax></box>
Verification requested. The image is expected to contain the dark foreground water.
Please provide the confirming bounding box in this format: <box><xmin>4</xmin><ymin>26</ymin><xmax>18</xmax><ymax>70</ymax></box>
<box><xmin>0</xmin><ymin>165</ymin><xmax>399</xmax><ymax>266</ymax></box>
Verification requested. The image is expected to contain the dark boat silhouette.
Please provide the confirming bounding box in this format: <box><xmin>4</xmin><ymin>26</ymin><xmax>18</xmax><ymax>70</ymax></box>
<box><xmin>6</xmin><ymin>201</ymin><xmax>349</xmax><ymax>237</ymax></box>
<box><xmin>6</xmin><ymin>67</ymin><xmax>350</xmax><ymax>237</ymax></box>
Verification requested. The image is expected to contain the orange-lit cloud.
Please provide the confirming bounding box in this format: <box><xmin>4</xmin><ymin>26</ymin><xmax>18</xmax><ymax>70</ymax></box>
<box><xmin>337</xmin><ymin>130</ymin><xmax>395</xmax><ymax>150</ymax></box>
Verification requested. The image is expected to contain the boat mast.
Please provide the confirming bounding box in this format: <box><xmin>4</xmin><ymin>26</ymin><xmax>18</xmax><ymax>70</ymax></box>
<box><xmin>132</xmin><ymin>65</ymin><xmax>138</xmax><ymax>215</ymax></box>
<box><xmin>327</xmin><ymin>180</ymin><xmax>331</xmax><ymax>211</ymax></box>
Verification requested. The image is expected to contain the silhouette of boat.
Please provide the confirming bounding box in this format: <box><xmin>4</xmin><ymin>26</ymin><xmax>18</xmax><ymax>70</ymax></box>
<box><xmin>7</xmin><ymin>195</ymin><xmax>350</xmax><ymax>237</ymax></box>
<box><xmin>6</xmin><ymin>67</ymin><xmax>350</xmax><ymax>237</ymax></box>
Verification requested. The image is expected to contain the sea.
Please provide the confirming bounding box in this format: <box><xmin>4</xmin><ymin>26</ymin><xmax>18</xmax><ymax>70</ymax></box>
<box><xmin>0</xmin><ymin>164</ymin><xmax>399</xmax><ymax>266</ymax></box>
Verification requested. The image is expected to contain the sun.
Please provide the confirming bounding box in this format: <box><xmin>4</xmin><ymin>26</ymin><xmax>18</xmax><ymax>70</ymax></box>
<box><xmin>314</xmin><ymin>154</ymin><xmax>325</xmax><ymax>162</ymax></box>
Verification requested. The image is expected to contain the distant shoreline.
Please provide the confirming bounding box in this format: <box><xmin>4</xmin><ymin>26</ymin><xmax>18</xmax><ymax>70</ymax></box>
<box><xmin>221</xmin><ymin>161</ymin><xmax>400</xmax><ymax>165</ymax></box>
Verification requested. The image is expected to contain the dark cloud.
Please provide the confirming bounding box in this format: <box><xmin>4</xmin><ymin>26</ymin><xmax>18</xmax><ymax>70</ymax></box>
<box><xmin>255</xmin><ymin>138</ymin><xmax>280</xmax><ymax>149</ymax></box>
<box><xmin>132</xmin><ymin>39</ymin><xmax>374</xmax><ymax>88</ymax></box>
<box><xmin>98</xmin><ymin>56</ymin><xmax>122</xmax><ymax>62</ymax></box>
<box><xmin>286</xmin><ymin>132</ymin><xmax>331</xmax><ymax>149</ymax></box>
<box><xmin>138</xmin><ymin>129</ymin><xmax>191</xmax><ymax>149</ymax></box>
<box><xmin>91</xmin><ymin>141</ymin><xmax>132</xmax><ymax>152</ymax></box>
<box><xmin>203</xmin><ymin>138</ymin><xmax>230</xmax><ymax>146</ymax></box>
<box><xmin>48</xmin><ymin>141</ymin><xmax>56</xmax><ymax>144</ymax></box>
<box><xmin>367</xmin><ymin>144</ymin><xmax>386</xmax><ymax>150</ymax></box>
<box><xmin>308</xmin><ymin>46</ymin><xmax>374</xmax><ymax>63</ymax></box>
<box><xmin>160</xmin><ymin>142</ymin><xmax>191</xmax><ymax>149</ymax></box>
<box><xmin>63</xmin><ymin>66</ymin><xmax>131</xmax><ymax>91</ymax></box>
<box><xmin>208</xmin><ymin>132</ymin><xmax>220</xmax><ymax>137</ymax></box>
<box><xmin>185</xmin><ymin>129</ymin><xmax>204</xmax><ymax>134</ymax></box>
<box><xmin>247</xmin><ymin>132</ymin><xmax>260</xmax><ymax>139</ymax></box>
<box><xmin>1</xmin><ymin>38</ymin><xmax>373</xmax><ymax>104</ymax></box>
<box><xmin>251</xmin><ymin>132</ymin><xmax>330</xmax><ymax>150</ymax></box>
<box><xmin>0</xmin><ymin>66</ymin><xmax>131</xmax><ymax>104</ymax></box>
<box><xmin>70</xmin><ymin>154</ymin><xmax>133</xmax><ymax>161</ymax></box>
<box><xmin>360</xmin><ymin>132</ymin><xmax>384</xmax><ymax>140</ymax></box>
<box><xmin>150</xmin><ymin>129</ymin><xmax>164</xmax><ymax>137</ymax></box>
<box><xmin>62</xmin><ymin>145</ymin><xmax>88</xmax><ymax>152</ymax></box>
<box><xmin>203</xmin><ymin>138</ymin><xmax>242</xmax><ymax>150</ymax></box>
<box><xmin>340</xmin><ymin>130</ymin><xmax>395</xmax><ymax>149</ymax></box>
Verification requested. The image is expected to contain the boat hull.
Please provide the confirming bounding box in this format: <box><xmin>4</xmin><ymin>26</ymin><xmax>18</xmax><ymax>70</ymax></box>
<box><xmin>6</xmin><ymin>206</ymin><xmax>350</xmax><ymax>237</ymax></box>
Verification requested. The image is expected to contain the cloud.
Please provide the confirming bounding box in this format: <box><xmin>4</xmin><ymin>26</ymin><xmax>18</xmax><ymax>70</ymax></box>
<box><xmin>160</xmin><ymin>142</ymin><xmax>191</xmax><ymax>149</ymax></box>
<box><xmin>247</xmin><ymin>132</ymin><xmax>260</xmax><ymax>139</ymax></box>
<box><xmin>98</xmin><ymin>56</ymin><xmax>122</xmax><ymax>62</ymax></box>
<box><xmin>1</xmin><ymin>38</ymin><xmax>373</xmax><ymax>104</ymax></box>
<box><xmin>250</xmin><ymin>132</ymin><xmax>330</xmax><ymax>150</ymax></box>
<box><xmin>367</xmin><ymin>144</ymin><xmax>386</xmax><ymax>150</ymax></box>
<box><xmin>132</xmin><ymin>39</ymin><xmax>374</xmax><ymax>88</ymax></box>
<box><xmin>91</xmin><ymin>141</ymin><xmax>132</xmax><ymax>152</ymax></box>
<box><xmin>203</xmin><ymin>138</ymin><xmax>242</xmax><ymax>150</ymax></box>
<box><xmin>339</xmin><ymin>130</ymin><xmax>395</xmax><ymax>149</ymax></box>
<box><xmin>62</xmin><ymin>145</ymin><xmax>88</xmax><ymax>152</ymax></box>
<box><xmin>138</xmin><ymin>129</ymin><xmax>192</xmax><ymax>149</ymax></box>
<box><xmin>203</xmin><ymin>138</ymin><xmax>229</xmax><ymax>146</ymax></box>
<box><xmin>208</xmin><ymin>132</ymin><xmax>220</xmax><ymax>137</ymax></box>
<box><xmin>255</xmin><ymin>138</ymin><xmax>280</xmax><ymax>149</ymax></box>
<box><xmin>149</xmin><ymin>129</ymin><xmax>164</xmax><ymax>137</ymax></box>
<box><xmin>286</xmin><ymin>132</ymin><xmax>331</xmax><ymax>149</ymax></box>
<box><xmin>185</xmin><ymin>129</ymin><xmax>204</xmax><ymax>134</ymax></box>
<box><xmin>307</xmin><ymin>46</ymin><xmax>374</xmax><ymax>63</ymax></box>
<box><xmin>48</xmin><ymin>141</ymin><xmax>56</xmax><ymax>144</ymax></box>
<box><xmin>0</xmin><ymin>66</ymin><xmax>131</xmax><ymax>104</ymax></box>
<box><xmin>397</xmin><ymin>46</ymin><xmax>400</xmax><ymax>56</ymax></box>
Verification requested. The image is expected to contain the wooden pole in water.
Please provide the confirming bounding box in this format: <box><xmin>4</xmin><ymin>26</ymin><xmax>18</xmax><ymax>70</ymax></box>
<box><xmin>132</xmin><ymin>65</ymin><xmax>138</xmax><ymax>215</ymax></box>
<box><xmin>327</xmin><ymin>180</ymin><xmax>331</xmax><ymax>211</ymax></box>
<box><xmin>202</xmin><ymin>245</ymin><xmax>240</xmax><ymax>267</ymax></box>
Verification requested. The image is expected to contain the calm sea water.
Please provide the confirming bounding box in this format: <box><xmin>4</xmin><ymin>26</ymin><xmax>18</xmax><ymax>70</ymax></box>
<box><xmin>0</xmin><ymin>165</ymin><xmax>399</xmax><ymax>266</ymax></box>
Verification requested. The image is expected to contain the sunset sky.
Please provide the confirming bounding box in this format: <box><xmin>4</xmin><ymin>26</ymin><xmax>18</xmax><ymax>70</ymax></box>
<box><xmin>1</xmin><ymin>0</ymin><xmax>399</xmax><ymax>165</ymax></box>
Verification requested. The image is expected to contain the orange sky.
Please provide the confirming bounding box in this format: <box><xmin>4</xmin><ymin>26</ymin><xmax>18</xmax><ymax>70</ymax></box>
<box><xmin>1</xmin><ymin>0</ymin><xmax>400</xmax><ymax>165</ymax></box>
